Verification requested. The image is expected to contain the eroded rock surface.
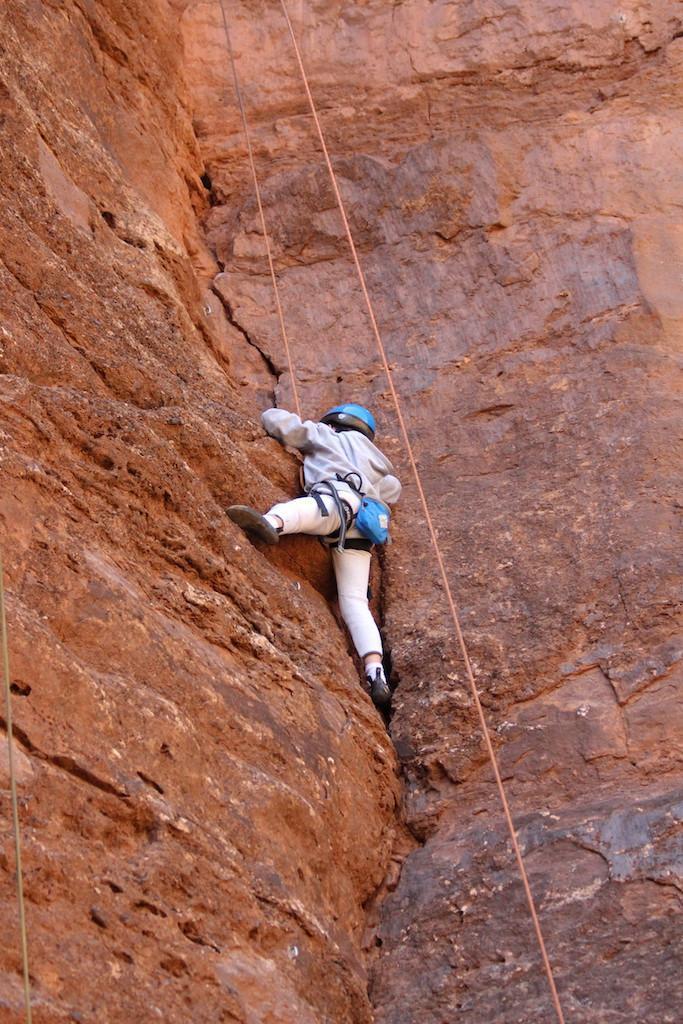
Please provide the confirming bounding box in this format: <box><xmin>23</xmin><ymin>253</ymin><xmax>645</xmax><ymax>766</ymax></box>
<box><xmin>0</xmin><ymin>3</ymin><xmax>400</xmax><ymax>1022</ymax></box>
<box><xmin>2</xmin><ymin>0</ymin><xmax>682</xmax><ymax>1021</ymax></box>
<box><xmin>181</xmin><ymin>0</ymin><xmax>683</xmax><ymax>1020</ymax></box>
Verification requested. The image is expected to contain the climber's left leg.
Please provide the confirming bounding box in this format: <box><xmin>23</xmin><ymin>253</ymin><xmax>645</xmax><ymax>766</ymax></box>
<box><xmin>332</xmin><ymin>547</ymin><xmax>391</xmax><ymax>709</ymax></box>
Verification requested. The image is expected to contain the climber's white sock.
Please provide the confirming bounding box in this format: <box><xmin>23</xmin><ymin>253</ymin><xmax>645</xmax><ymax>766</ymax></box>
<box><xmin>365</xmin><ymin>662</ymin><xmax>385</xmax><ymax>681</ymax></box>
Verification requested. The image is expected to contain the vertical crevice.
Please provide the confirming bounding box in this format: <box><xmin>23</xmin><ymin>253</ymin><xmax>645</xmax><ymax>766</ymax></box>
<box><xmin>209</xmin><ymin>283</ymin><xmax>280</xmax><ymax>405</ymax></box>
<box><xmin>376</xmin><ymin>545</ymin><xmax>398</xmax><ymax>722</ymax></box>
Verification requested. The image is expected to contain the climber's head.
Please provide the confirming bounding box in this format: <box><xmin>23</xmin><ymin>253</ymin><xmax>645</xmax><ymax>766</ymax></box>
<box><xmin>321</xmin><ymin>403</ymin><xmax>376</xmax><ymax>441</ymax></box>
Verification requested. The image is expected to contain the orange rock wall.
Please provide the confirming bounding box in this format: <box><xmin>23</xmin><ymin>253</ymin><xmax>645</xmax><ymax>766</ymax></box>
<box><xmin>1</xmin><ymin>0</ymin><xmax>682</xmax><ymax>1022</ymax></box>
<box><xmin>0</xmin><ymin>3</ymin><xmax>400</xmax><ymax>1022</ymax></box>
<box><xmin>182</xmin><ymin>0</ymin><xmax>683</xmax><ymax>1020</ymax></box>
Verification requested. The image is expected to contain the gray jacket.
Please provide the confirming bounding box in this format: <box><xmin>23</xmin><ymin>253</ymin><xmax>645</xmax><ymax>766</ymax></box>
<box><xmin>262</xmin><ymin>408</ymin><xmax>401</xmax><ymax>504</ymax></box>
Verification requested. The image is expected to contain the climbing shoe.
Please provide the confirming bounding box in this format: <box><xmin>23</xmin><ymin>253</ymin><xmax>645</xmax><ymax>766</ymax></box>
<box><xmin>227</xmin><ymin>505</ymin><xmax>280</xmax><ymax>545</ymax></box>
<box><xmin>367</xmin><ymin>666</ymin><xmax>391</xmax><ymax>710</ymax></box>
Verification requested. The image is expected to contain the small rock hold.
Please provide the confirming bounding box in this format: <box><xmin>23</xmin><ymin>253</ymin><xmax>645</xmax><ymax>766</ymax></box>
<box><xmin>90</xmin><ymin>907</ymin><xmax>107</xmax><ymax>929</ymax></box>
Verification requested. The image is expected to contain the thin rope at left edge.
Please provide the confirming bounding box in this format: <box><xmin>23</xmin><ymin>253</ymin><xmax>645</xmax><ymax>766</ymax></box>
<box><xmin>1</xmin><ymin>553</ymin><xmax>32</xmax><ymax>1023</ymax></box>
<box><xmin>217</xmin><ymin>0</ymin><xmax>302</xmax><ymax>419</ymax></box>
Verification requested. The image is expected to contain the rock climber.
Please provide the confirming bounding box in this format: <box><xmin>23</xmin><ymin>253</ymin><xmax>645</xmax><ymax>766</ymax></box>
<box><xmin>227</xmin><ymin>404</ymin><xmax>401</xmax><ymax>710</ymax></box>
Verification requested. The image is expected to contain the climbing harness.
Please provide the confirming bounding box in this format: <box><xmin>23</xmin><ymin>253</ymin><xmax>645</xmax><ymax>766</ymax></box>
<box><xmin>308</xmin><ymin>479</ymin><xmax>355</xmax><ymax>551</ymax></box>
<box><xmin>1</xmin><ymin>553</ymin><xmax>32</xmax><ymax>1024</ymax></box>
<box><xmin>308</xmin><ymin>472</ymin><xmax>391</xmax><ymax>551</ymax></box>
<box><xmin>221</xmin><ymin>3</ymin><xmax>566</xmax><ymax>1020</ymax></box>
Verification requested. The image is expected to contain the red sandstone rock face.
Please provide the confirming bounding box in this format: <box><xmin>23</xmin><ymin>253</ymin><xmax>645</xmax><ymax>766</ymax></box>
<box><xmin>2</xmin><ymin>0</ymin><xmax>682</xmax><ymax>1022</ymax></box>
<box><xmin>0</xmin><ymin>3</ymin><xmax>400</xmax><ymax>1022</ymax></box>
<box><xmin>181</xmin><ymin>0</ymin><xmax>683</xmax><ymax>1020</ymax></box>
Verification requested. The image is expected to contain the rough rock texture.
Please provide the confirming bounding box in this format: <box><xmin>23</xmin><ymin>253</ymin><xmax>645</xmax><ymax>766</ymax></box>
<box><xmin>180</xmin><ymin>0</ymin><xmax>683</xmax><ymax>1021</ymax></box>
<box><xmin>0</xmin><ymin>3</ymin><xmax>400</xmax><ymax>1022</ymax></box>
<box><xmin>2</xmin><ymin>0</ymin><xmax>682</xmax><ymax>1022</ymax></box>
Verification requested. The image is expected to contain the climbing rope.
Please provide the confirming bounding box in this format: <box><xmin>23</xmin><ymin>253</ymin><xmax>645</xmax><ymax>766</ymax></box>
<box><xmin>220</xmin><ymin>4</ymin><xmax>565</xmax><ymax>1019</ymax></box>
<box><xmin>276</xmin><ymin>5</ymin><xmax>566</xmax><ymax>1019</ymax></box>
<box><xmin>217</xmin><ymin>0</ymin><xmax>302</xmax><ymax>418</ymax></box>
<box><xmin>1</xmin><ymin>553</ymin><xmax>32</xmax><ymax>1023</ymax></box>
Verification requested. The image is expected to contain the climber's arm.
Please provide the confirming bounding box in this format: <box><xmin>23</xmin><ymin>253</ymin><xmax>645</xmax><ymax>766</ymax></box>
<box><xmin>261</xmin><ymin>408</ymin><xmax>319</xmax><ymax>452</ymax></box>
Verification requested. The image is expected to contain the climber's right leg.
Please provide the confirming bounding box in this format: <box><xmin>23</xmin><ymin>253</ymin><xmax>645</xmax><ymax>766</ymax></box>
<box><xmin>226</xmin><ymin>505</ymin><xmax>280</xmax><ymax>544</ymax></box>
<box><xmin>266</xmin><ymin>495</ymin><xmax>341</xmax><ymax>536</ymax></box>
<box><xmin>227</xmin><ymin>495</ymin><xmax>341</xmax><ymax>544</ymax></box>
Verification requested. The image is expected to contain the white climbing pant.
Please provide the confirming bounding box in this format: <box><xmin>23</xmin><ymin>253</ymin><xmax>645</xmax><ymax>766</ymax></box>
<box><xmin>266</xmin><ymin>489</ymin><xmax>383</xmax><ymax>659</ymax></box>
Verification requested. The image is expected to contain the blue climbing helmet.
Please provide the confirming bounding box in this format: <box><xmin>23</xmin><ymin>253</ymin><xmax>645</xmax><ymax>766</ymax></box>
<box><xmin>321</xmin><ymin>403</ymin><xmax>376</xmax><ymax>441</ymax></box>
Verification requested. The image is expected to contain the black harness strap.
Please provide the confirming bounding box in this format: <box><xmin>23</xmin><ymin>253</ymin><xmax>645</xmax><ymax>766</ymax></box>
<box><xmin>335</xmin><ymin>470</ymin><xmax>363</xmax><ymax>493</ymax></box>
<box><xmin>308</xmin><ymin>480</ymin><xmax>355</xmax><ymax>552</ymax></box>
<box><xmin>343</xmin><ymin>538</ymin><xmax>373</xmax><ymax>552</ymax></box>
<box><xmin>310</xmin><ymin>489</ymin><xmax>329</xmax><ymax>518</ymax></box>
